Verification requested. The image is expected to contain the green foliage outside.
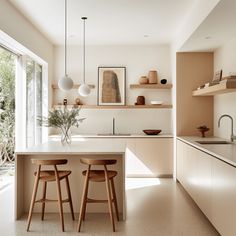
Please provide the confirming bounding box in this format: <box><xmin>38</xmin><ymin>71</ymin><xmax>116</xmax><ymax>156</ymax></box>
<box><xmin>0</xmin><ymin>47</ymin><xmax>16</xmax><ymax>164</ymax></box>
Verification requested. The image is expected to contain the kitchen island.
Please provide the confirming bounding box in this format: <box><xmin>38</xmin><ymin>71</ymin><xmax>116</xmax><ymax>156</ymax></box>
<box><xmin>15</xmin><ymin>139</ymin><xmax>126</xmax><ymax>220</ymax></box>
<box><xmin>15</xmin><ymin>135</ymin><xmax>173</xmax><ymax>221</ymax></box>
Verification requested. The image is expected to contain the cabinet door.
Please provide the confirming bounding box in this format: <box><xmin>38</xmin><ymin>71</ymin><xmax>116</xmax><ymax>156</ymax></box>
<box><xmin>212</xmin><ymin>158</ymin><xmax>236</xmax><ymax>236</ymax></box>
<box><xmin>176</xmin><ymin>140</ymin><xmax>212</xmax><ymax>220</ymax></box>
<box><xmin>182</xmin><ymin>144</ymin><xmax>198</xmax><ymax>198</ymax></box>
<box><xmin>176</xmin><ymin>140</ymin><xmax>184</xmax><ymax>182</ymax></box>
<box><xmin>126</xmin><ymin>138</ymin><xmax>173</xmax><ymax>177</ymax></box>
<box><xmin>194</xmin><ymin>150</ymin><xmax>212</xmax><ymax>220</ymax></box>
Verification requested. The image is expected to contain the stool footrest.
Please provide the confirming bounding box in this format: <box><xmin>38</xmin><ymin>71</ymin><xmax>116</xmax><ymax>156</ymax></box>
<box><xmin>35</xmin><ymin>198</ymin><xmax>70</xmax><ymax>204</ymax></box>
<box><xmin>86</xmin><ymin>198</ymin><xmax>114</xmax><ymax>203</ymax></box>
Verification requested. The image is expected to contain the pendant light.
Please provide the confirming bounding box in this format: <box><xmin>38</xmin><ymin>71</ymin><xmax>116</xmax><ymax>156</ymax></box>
<box><xmin>58</xmin><ymin>0</ymin><xmax>74</xmax><ymax>91</ymax></box>
<box><xmin>78</xmin><ymin>17</ymin><xmax>91</xmax><ymax>97</ymax></box>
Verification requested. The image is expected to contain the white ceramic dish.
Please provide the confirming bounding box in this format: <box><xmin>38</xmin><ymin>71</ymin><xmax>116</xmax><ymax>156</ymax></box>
<box><xmin>151</xmin><ymin>101</ymin><xmax>163</xmax><ymax>105</ymax></box>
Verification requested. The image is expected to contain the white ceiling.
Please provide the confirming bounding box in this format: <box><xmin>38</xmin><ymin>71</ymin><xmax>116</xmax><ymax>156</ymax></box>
<box><xmin>9</xmin><ymin>0</ymin><xmax>196</xmax><ymax>45</ymax></box>
<box><xmin>180</xmin><ymin>0</ymin><xmax>236</xmax><ymax>52</ymax></box>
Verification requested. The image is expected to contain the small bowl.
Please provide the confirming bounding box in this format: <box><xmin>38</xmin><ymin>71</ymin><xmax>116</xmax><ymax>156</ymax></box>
<box><xmin>160</xmin><ymin>79</ymin><xmax>167</xmax><ymax>84</ymax></box>
<box><xmin>151</xmin><ymin>101</ymin><xmax>163</xmax><ymax>105</ymax></box>
<box><xmin>143</xmin><ymin>129</ymin><xmax>162</xmax><ymax>135</ymax></box>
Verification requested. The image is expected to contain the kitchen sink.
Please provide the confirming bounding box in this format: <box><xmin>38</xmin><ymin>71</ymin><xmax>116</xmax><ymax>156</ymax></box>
<box><xmin>196</xmin><ymin>140</ymin><xmax>231</xmax><ymax>145</ymax></box>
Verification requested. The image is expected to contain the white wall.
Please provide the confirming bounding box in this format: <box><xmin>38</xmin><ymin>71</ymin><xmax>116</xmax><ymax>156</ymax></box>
<box><xmin>214</xmin><ymin>36</ymin><xmax>236</xmax><ymax>139</ymax></box>
<box><xmin>0</xmin><ymin>0</ymin><xmax>54</xmax><ymax>104</ymax></box>
<box><xmin>53</xmin><ymin>45</ymin><xmax>173</xmax><ymax>134</ymax></box>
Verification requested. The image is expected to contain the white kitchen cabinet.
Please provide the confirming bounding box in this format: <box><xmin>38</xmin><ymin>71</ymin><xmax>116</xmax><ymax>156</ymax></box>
<box><xmin>194</xmin><ymin>150</ymin><xmax>212</xmax><ymax>220</ymax></box>
<box><xmin>183</xmin><ymin>144</ymin><xmax>198</xmax><ymax>198</ymax></box>
<box><xmin>177</xmin><ymin>140</ymin><xmax>212</xmax><ymax>220</ymax></box>
<box><xmin>176</xmin><ymin>139</ymin><xmax>184</xmax><ymax>182</ymax></box>
<box><xmin>177</xmin><ymin>141</ymin><xmax>206</xmax><ymax>205</ymax></box>
<box><xmin>177</xmin><ymin>139</ymin><xmax>236</xmax><ymax>236</ymax></box>
<box><xmin>212</xmin><ymin>158</ymin><xmax>236</xmax><ymax>236</ymax></box>
<box><xmin>126</xmin><ymin>138</ymin><xmax>173</xmax><ymax>177</ymax></box>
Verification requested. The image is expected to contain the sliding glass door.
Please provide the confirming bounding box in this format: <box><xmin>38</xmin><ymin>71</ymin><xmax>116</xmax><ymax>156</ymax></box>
<box><xmin>26</xmin><ymin>58</ymin><xmax>42</xmax><ymax>147</ymax></box>
<box><xmin>0</xmin><ymin>46</ymin><xmax>16</xmax><ymax>166</ymax></box>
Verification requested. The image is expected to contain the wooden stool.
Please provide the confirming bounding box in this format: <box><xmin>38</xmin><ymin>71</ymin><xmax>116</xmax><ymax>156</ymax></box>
<box><xmin>77</xmin><ymin>158</ymin><xmax>119</xmax><ymax>232</ymax></box>
<box><xmin>26</xmin><ymin>159</ymin><xmax>74</xmax><ymax>232</ymax></box>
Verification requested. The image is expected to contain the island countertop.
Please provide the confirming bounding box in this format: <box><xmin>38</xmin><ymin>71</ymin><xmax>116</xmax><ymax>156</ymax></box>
<box><xmin>15</xmin><ymin>139</ymin><xmax>126</xmax><ymax>155</ymax></box>
<box><xmin>49</xmin><ymin>133</ymin><xmax>173</xmax><ymax>139</ymax></box>
<box><xmin>16</xmin><ymin>134</ymin><xmax>173</xmax><ymax>155</ymax></box>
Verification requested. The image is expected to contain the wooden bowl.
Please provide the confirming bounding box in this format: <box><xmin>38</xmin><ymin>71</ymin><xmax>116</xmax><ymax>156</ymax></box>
<box><xmin>143</xmin><ymin>129</ymin><xmax>162</xmax><ymax>135</ymax></box>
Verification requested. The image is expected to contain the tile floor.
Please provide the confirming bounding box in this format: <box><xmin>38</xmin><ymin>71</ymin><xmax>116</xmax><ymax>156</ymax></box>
<box><xmin>0</xmin><ymin>178</ymin><xmax>219</xmax><ymax>236</ymax></box>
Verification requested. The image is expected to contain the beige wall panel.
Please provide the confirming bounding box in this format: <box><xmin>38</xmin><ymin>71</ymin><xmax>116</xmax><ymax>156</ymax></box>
<box><xmin>176</xmin><ymin>52</ymin><xmax>214</xmax><ymax>136</ymax></box>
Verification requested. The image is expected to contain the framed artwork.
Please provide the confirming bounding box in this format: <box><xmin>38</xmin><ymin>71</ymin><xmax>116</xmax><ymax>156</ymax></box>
<box><xmin>98</xmin><ymin>67</ymin><xmax>126</xmax><ymax>105</ymax></box>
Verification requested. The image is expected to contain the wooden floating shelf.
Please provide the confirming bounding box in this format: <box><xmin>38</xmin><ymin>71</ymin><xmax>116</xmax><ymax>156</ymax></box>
<box><xmin>53</xmin><ymin>104</ymin><xmax>172</xmax><ymax>109</ymax></box>
<box><xmin>192</xmin><ymin>79</ymin><xmax>236</xmax><ymax>96</ymax></box>
<box><xmin>130</xmin><ymin>84</ymin><xmax>172</xmax><ymax>89</ymax></box>
<box><xmin>52</xmin><ymin>84</ymin><xmax>95</xmax><ymax>89</ymax></box>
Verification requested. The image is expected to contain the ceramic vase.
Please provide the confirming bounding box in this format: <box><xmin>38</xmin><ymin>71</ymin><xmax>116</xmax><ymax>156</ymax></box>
<box><xmin>148</xmin><ymin>70</ymin><xmax>158</xmax><ymax>84</ymax></box>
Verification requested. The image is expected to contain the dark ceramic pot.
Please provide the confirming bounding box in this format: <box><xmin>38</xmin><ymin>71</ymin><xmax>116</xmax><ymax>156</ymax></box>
<box><xmin>160</xmin><ymin>79</ymin><xmax>167</xmax><ymax>84</ymax></box>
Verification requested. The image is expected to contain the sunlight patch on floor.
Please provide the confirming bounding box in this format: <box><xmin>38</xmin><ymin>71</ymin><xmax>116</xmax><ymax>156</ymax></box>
<box><xmin>126</xmin><ymin>177</ymin><xmax>161</xmax><ymax>190</ymax></box>
<box><xmin>0</xmin><ymin>175</ymin><xmax>13</xmax><ymax>191</ymax></box>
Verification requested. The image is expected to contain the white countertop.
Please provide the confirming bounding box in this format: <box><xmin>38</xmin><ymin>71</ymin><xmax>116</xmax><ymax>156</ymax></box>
<box><xmin>15</xmin><ymin>139</ymin><xmax>126</xmax><ymax>155</ymax></box>
<box><xmin>177</xmin><ymin>136</ymin><xmax>236</xmax><ymax>167</ymax></box>
<box><xmin>49</xmin><ymin>134</ymin><xmax>173</xmax><ymax>139</ymax></box>
<box><xmin>16</xmin><ymin>134</ymin><xmax>173</xmax><ymax>155</ymax></box>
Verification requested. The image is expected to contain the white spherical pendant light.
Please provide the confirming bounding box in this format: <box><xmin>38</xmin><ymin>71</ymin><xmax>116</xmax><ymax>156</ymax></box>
<box><xmin>58</xmin><ymin>75</ymin><xmax>73</xmax><ymax>91</ymax></box>
<box><xmin>58</xmin><ymin>0</ymin><xmax>74</xmax><ymax>92</ymax></box>
<box><xmin>78</xmin><ymin>17</ymin><xmax>91</xmax><ymax>97</ymax></box>
<box><xmin>78</xmin><ymin>83</ymin><xmax>91</xmax><ymax>97</ymax></box>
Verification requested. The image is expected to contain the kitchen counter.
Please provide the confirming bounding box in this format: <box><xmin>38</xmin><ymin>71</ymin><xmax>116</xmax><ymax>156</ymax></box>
<box><xmin>177</xmin><ymin>136</ymin><xmax>236</xmax><ymax>167</ymax></box>
<box><xmin>15</xmin><ymin>139</ymin><xmax>125</xmax><ymax>155</ymax></box>
<box><xmin>49</xmin><ymin>133</ymin><xmax>173</xmax><ymax>139</ymax></box>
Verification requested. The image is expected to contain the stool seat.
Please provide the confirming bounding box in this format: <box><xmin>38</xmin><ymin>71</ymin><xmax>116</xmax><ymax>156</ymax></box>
<box><xmin>34</xmin><ymin>170</ymin><xmax>71</xmax><ymax>182</ymax></box>
<box><xmin>82</xmin><ymin>170</ymin><xmax>117</xmax><ymax>182</ymax></box>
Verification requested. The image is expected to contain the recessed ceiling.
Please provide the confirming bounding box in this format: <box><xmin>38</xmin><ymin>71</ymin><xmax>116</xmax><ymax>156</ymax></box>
<box><xmin>180</xmin><ymin>0</ymin><xmax>236</xmax><ymax>52</ymax></box>
<box><xmin>9</xmin><ymin>0</ymin><xmax>196</xmax><ymax>45</ymax></box>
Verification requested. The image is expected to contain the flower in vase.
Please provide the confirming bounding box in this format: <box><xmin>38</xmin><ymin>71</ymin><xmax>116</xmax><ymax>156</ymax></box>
<box><xmin>38</xmin><ymin>106</ymin><xmax>85</xmax><ymax>144</ymax></box>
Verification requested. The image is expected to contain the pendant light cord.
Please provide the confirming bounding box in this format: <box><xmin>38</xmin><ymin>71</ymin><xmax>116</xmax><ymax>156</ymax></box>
<box><xmin>82</xmin><ymin>17</ymin><xmax>87</xmax><ymax>84</ymax></box>
<box><xmin>65</xmin><ymin>0</ymin><xmax>67</xmax><ymax>76</ymax></box>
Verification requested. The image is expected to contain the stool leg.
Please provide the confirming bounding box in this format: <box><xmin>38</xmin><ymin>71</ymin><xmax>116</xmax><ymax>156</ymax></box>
<box><xmin>111</xmin><ymin>178</ymin><xmax>119</xmax><ymax>221</ymax></box>
<box><xmin>82</xmin><ymin>179</ymin><xmax>89</xmax><ymax>221</ymax></box>
<box><xmin>105</xmin><ymin>167</ymin><xmax>115</xmax><ymax>232</ymax></box>
<box><xmin>77</xmin><ymin>166</ymin><xmax>90</xmax><ymax>232</ymax></box>
<box><xmin>41</xmin><ymin>181</ymin><xmax>47</xmax><ymax>221</ymax></box>
<box><xmin>55</xmin><ymin>166</ymin><xmax>65</xmax><ymax>232</ymax></box>
<box><xmin>26</xmin><ymin>165</ymin><xmax>41</xmax><ymax>231</ymax></box>
<box><xmin>65</xmin><ymin>176</ymin><xmax>75</xmax><ymax>220</ymax></box>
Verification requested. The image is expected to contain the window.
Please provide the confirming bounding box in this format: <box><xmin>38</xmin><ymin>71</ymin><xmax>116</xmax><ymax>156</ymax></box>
<box><xmin>26</xmin><ymin>57</ymin><xmax>42</xmax><ymax>147</ymax></box>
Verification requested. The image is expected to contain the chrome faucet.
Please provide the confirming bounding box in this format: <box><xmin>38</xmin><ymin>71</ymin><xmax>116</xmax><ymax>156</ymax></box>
<box><xmin>218</xmin><ymin>114</ymin><xmax>236</xmax><ymax>142</ymax></box>
<box><xmin>112</xmin><ymin>118</ymin><xmax>115</xmax><ymax>135</ymax></box>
